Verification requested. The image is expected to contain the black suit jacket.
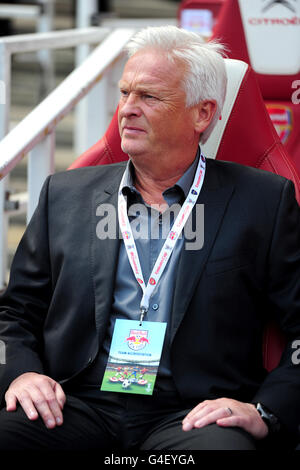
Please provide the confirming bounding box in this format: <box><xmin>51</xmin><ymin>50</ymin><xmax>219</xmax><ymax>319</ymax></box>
<box><xmin>0</xmin><ymin>158</ymin><xmax>300</xmax><ymax>439</ymax></box>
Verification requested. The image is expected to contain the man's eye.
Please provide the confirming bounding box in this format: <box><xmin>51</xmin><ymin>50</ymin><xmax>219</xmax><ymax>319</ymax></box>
<box><xmin>120</xmin><ymin>90</ymin><xmax>128</xmax><ymax>97</ymax></box>
<box><xmin>144</xmin><ymin>94</ymin><xmax>156</xmax><ymax>100</ymax></box>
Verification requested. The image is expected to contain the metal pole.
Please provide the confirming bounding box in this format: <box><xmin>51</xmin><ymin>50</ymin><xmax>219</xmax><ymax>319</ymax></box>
<box><xmin>0</xmin><ymin>43</ymin><xmax>10</xmax><ymax>139</ymax></box>
<box><xmin>27</xmin><ymin>132</ymin><xmax>55</xmax><ymax>223</ymax></box>
<box><xmin>0</xmin><ymin>44</ymin><xmax>10</xmax><ymax>290</ymax></box>
<box><xmin>37</xmin><ymin>0</ymin><xmax>55</xmax><ymax>96</ymax></box>
<box><xmin>76</xmin><ymin>0</ymin><xmax>98</xmax><ymax>63</ymax></box>
<box><xmin>0</xmin><ymin>177</ymin><xmax>8</xmax><ymax>289</ymax></box>
<box><xmin>75</xmin><ymin>0</ymin><xmax>99</xmax><ymax>155</ymax></box>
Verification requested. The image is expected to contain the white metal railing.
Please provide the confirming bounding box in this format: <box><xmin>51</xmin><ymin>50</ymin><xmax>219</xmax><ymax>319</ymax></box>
<box><xmin>0</xmin><ymin>1</ymin><xmax>53</xmax><ymax>20</ymax></box>
<box><xmin>0</xmin><ymin>27</ymin><xmax>112</xmax><ymax>138</ymax></box>
<box><xmin>0</xmin><ymin>3</ymin><xmax>42</xmax><ymax>18</ymax></box>
<box><xmin>0</xmin><ymin>27</ymin><xmax>136</xmax><ymax>289</ymax></box>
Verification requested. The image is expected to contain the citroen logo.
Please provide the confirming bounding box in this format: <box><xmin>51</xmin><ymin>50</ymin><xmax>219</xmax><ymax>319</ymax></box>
<box><xmin>262</xmin><ymin>0</ymin><xmax>297</xmax><ymax>13</ymax></box>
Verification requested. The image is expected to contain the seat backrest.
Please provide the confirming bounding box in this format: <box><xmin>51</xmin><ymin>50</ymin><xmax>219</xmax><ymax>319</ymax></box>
<box><xmin>212</xmin><ymin>0</ymin><xmax>300</xmax><ymax>100</ymax></box>
<box><xmin>69</xmin><ymin>59</ymin><xmax>300</xmax><ymax>372</ymax></box>
<box><xmin>210</xmin><ymin>0</ymin><xmax>300</xmax><ymax>172</ymax></box>
<box><xmin>264</xmin><ymin>99</ymin><xmax>300</xmax><ymax>173</ymax></box>
<box><xmin>201</xmin><ymin>59</ymin><xmax>299</xmax><ymax>371</ymax></box>
<box><xmin>201</xmin><ymin>59</ymin><xmax>300</xmax><ymax>203</ymax></box>
<box><xmin>69</xmin><ymin>113</ymin><xmax>128</xmax><ymax>169</ymax></box>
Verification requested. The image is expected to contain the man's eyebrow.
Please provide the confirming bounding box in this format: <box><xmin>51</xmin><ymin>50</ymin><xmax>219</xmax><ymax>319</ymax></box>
<box><xmin>118</xmin><ymin>80</ymin><xmax>161</xmax><ymax>92</ymax></box>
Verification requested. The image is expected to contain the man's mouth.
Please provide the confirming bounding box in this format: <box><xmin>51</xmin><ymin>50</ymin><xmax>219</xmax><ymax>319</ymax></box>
<box><xmin>122</xmin><ymin>126</ymin><xmax>146</xmax><ymax>135</ymax></box>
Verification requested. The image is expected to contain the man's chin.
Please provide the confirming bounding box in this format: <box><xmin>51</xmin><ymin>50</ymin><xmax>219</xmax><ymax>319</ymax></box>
<box><xmin>121</xmin><ymin>142</ymin><xmax>145</xmax><ymax>158</ymax></box>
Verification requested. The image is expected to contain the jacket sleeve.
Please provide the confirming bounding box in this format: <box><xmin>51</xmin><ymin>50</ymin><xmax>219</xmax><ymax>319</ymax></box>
<box><xmin>252</xmin><ymin>179</ymin><xmax>300</xmax><ymax>440</ymax></box>
<box><xmin>0</xmin><ymin>176</ymin><xmax>52</xmax><ymax>405</ymax></box>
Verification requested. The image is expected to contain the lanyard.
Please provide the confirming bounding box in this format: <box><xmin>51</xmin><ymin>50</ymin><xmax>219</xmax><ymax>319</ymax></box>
<box><xmin>118</xmin><ymin>155</ymin><xmax>206</xmax><ymax>325</ymax></box>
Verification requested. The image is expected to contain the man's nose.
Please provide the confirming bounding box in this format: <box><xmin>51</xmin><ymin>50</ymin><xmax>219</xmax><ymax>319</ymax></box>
<box><xmin>119</xmin><ymin>93</ymin><xmax>142</xmax><ymax>118</ymax></box>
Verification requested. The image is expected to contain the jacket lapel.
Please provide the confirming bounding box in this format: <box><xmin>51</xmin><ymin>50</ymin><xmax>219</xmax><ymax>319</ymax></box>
<box><xmin>170</xmin><ymin>159</ymin><xmax>235</xmax><ymax>343</ymax></box>
<box><xmin>90</xmin><ymin>168</ymin><xmax>124</xmax><ymax>345</ymax></box>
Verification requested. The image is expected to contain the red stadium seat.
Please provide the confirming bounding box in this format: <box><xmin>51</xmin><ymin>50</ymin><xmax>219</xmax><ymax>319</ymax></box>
<box><xmin>69</xmin><ymin>58</ymin><xmax>300</xmax><ymax>371</ymax></box>
<box><xmin>69</xmin><ymin>113</ymin><xmax>128</xmax><ymax>169</ymax></box>
<box><xmin>211</xmin><ymin>0</ymin><xmax>300</xmax><ymax>174</ymax></box>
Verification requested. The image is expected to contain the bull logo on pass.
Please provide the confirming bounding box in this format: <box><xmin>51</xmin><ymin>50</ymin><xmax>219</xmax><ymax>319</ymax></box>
<box><xmin>126</xmin><ymin>329</ymin><xmax>149</xmax><ymax>351</ymax></box>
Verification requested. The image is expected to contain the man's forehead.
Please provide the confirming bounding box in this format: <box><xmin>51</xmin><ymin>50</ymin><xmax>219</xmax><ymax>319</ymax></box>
<box><xmin>119</xmin><ymin>56</ymin><xmax>183</xmax><ymax>90</ymax></box>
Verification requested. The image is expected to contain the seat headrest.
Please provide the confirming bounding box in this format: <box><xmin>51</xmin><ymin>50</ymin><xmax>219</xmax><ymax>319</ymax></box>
<box><xmin>212</xmin><ymin>0</ymin><xmax>300</xmax><ymax>100</ymax></box>
<box><xmin>238</xmin><ymin>0</ymin><xmax>300</xmax><ymax>76</ymax></box>
<box><xmin>202</xmin><ymin>58</ymin><xmax>300</xmax><ymax>202</ymax></box>
<box><xmin>202</xmin><ymin>59</ymin><xmax>249</xmax><ymax>159</ymax></box>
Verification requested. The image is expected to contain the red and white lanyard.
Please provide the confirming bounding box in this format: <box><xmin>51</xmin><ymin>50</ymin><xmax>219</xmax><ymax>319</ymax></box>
<box><xmin>118</xmin><ymin>155</ymin><xmax>206</xmax><ymax>324</ymax></box>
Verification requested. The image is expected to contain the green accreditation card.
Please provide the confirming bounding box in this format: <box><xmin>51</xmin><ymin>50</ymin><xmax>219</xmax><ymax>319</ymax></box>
<box><xmin>100</xmin><ymin>319</ymin><xmax>167</xmax><ymax>395</ymax></box>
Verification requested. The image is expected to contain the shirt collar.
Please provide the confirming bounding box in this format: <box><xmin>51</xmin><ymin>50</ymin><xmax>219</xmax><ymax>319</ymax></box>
<box><xmin>173</xmin><ymin>147</ymin><xmax>200</xmax><ymax>198</ymax></box>
<box><xmin>121</xmin><ymin>147</ymin><xmax>201</xmax><ymax>201</ymax></box>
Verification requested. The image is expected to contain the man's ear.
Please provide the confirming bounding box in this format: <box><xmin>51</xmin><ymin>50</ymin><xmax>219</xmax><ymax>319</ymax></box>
<box><xmin>194</xmin><ymin>100</ymin><xmax>217</xmax><ymax>134</ymax></box>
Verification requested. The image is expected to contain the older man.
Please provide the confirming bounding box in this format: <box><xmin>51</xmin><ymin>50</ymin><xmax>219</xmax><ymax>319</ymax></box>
<box><xmin>0</xmin><ymin>26</ymin><xmax>299</xmax><ymax>451</ymax></box>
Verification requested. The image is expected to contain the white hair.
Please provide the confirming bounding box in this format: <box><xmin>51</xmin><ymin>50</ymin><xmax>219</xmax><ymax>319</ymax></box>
<box><xmin>124</xmin><ymin>25</ymin><xmax>227</xmax><ymax>144</ymax></box>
